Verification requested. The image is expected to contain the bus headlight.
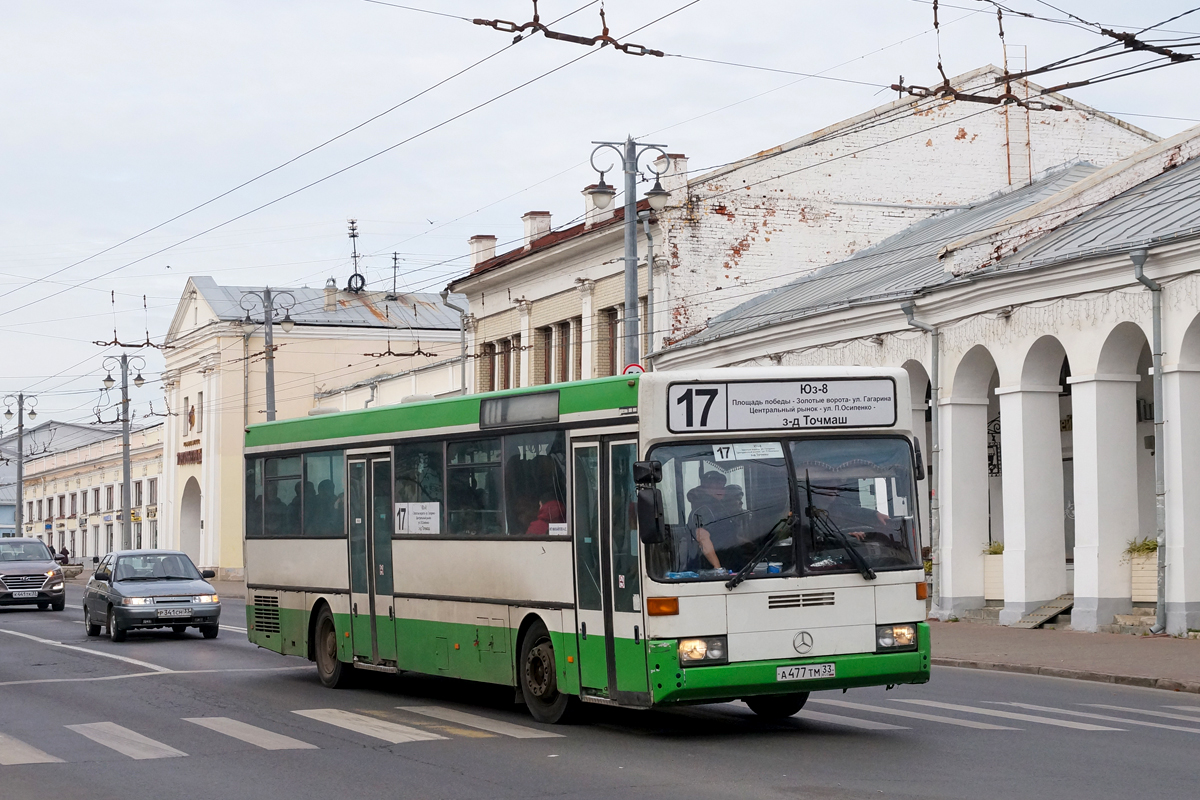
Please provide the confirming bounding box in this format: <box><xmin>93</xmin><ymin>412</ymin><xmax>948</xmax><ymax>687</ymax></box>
<box><xmin>876</xmin><ymin>624</ymin><xmax>917</xmax><ymax>652</ymax></box>
<box><xmin>678</xmin><ymin>636</ymin><xmax>728</xmax><ymax>665</ymax></box>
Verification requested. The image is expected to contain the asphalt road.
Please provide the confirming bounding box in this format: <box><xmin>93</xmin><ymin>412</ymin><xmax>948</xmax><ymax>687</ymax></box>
<box><xmin>3</xmin><ymin>586</ymin><xmax>1200</xmax><ymax>800</ymax></box>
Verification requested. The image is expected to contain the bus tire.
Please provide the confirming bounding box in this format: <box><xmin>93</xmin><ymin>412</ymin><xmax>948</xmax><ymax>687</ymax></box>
<box><xmin>519</xmin><ymin>620</ymin><xmax>574</xmax><ymax>724</ymax></box>
<box><xmin>745</xmin><ymin>692</ymin><xmax>809</xmax><ymax>719</ymax></box>
<box><xmin>314</xmin><ymin>606</ymin><xmax>354</xmax><ymax>689</ymax></box>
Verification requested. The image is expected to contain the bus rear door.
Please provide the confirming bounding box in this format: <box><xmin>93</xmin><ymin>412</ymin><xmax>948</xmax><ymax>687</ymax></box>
<box><xmin>347</xmin><ymin>453</ymin><xmax>397</xmax><ymax>666</ymax></box>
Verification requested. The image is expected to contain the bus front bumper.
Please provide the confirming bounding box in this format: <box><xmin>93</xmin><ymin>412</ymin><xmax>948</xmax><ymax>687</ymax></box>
<box><xmin>648</xmin><ymin>622</ymin><xmax>931</xmax><ymax>705</ymax></box>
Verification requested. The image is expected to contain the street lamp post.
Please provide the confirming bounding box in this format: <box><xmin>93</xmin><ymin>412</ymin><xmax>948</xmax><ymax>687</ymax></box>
<box><xmin>102</xmin><ymin>355</ymin><xmax>145</xmax><ymax>550</ymax></box>
<box><xmin>588</xmin><ymin>137</ymin><xmax>671</xmax><ymax>368</ymax></box>
<box><xmin>4</xmin><ymin>393</ymin><xmax>37</xmax><ymax>535</ymax></box>
<box><xmin>240</xmin><ymin>288</ymin><xmax>296</xmax><ymax>422</ymax></box>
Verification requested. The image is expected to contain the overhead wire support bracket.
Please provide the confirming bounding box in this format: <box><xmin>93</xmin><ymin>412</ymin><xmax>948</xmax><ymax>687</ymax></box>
<box><xmin>888</xmin><ymin>82</ymin><xmax>1063</xmax><ymax>112</ymax></box>
<box><xmin>473</xmin><ymin>0</ymin><xmax>664</xmax><ymax>57</ymax></box>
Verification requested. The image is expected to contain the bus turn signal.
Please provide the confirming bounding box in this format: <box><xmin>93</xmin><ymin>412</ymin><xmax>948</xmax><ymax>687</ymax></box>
<box><xmin>916</xmin><ymin>582</ymin><xmax>929</xmax><ymax>600</ymax></box>
<box><xmin>647</xmin><ymin>597</ymin><xmax>679</xmax><ymax>616</ymax></box>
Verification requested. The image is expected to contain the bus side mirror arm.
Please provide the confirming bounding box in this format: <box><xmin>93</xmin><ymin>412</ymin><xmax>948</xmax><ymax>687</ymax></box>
<box><xmin>637</xmin><ymin>486</ymin><xmax>666</xmax><ymax>544</ymax></box>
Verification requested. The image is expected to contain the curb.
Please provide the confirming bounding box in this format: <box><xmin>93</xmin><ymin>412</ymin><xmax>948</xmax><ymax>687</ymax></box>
<box><xmin>932</xmin><ymin>657</ymin><xmax>1200</xmax><ymax>694</ymax></box>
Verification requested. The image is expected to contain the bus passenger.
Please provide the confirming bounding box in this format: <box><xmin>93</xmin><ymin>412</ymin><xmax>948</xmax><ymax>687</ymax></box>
<box><xmin>526</xmin><ymin>492</ymin><xmax>566</xmax><ymax>535</ymax></box>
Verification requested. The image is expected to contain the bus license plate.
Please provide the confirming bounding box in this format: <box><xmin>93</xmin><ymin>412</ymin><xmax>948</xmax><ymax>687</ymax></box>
<box><xmin>157</xmin><ymin>608</ymin><xmax>191</xmax><ymax>618</ymax></box>
<box><xmin>12</xmin><ymin>590</ymin><xmax>37</xmax><ymax>599</ymax></box>
<box><xmin>777</xmin><ymin>663</ymin><xmax>835</xmax><ymax>681</ymax></box>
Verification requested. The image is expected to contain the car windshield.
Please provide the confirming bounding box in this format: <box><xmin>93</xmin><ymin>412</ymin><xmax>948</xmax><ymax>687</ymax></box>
<box><xmin>791</xmin><ymin>438</ymin><xmax>920</xmax><ymax>574</ymax></box>
<box><xmin>646</xmin><ymin>441</ymin><xmax>795</xmax><ymax>582</ymax></box>
<box><xmin>113</xmin><ymin>554</ymin><xmax>202</xmax><ymax>582</ymax></box>
<box><xmin>0</xmin><ymin>542</ymin><xmax>54</xmax><ymax>562</ymax></box>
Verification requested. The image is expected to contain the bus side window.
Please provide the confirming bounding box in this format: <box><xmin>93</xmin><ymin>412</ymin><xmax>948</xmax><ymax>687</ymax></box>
<box><xmin>395</xmin><ymin>441</ymin><xmax>444</xmax><ymax>534</ymax></box>
<box><xmin>503</xmin><ymin>431</ymin><xmax>566</xmax><ymax>536</ymax></box>
<box><xmin>264</xmin><ymin>456</ymin><xmax>302</xmax><ymax>537</ymax></box>
<box><xmin>447</xmin><ymin>439</ymin><xmax>503</xmax><ymax>536</ymax></box>
<box><xmin>302</xmin><ymin>451</ymin><xmax>345</xmax><ymax>537</ymax></box>
<box><xmin>245</xmin><ymin>458</ymin><xmax>264</xmax><ymax>538</ymax></box>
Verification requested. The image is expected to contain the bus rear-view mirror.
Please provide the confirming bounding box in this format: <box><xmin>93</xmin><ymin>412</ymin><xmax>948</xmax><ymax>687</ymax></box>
<box><xmin>633</xmin><ymin>460</ymin><xmax>662</xmax><ymax>484</ymax></box>
<box><xmin>637</xmin><ymin>487</ymin><xmax>666</xmax><ymax>544</ymax></box>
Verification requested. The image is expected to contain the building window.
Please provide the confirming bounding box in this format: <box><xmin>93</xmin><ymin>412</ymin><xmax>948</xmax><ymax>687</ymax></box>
<box><xmin>36</xmin><ymin>500</ymin><xmax>43</xmax><ymax>521</ymax></box>
<box><xmin>105</xmin><ymin>524</ymin><xmax>114</xmax><ymax>553</ymax></box>
<box><xmin>105</xmin><ymin>486</ymin><xmax>114</xmax><ymax>511</ymax></box>
<box><xmin>148</xmin><ymin>478</ymin><xmax>157</xmax><ymax>506</ymax></box>
<box><xmin>557</xmin><ymin>322</ymin><xmax>571</xmax><ymax>382</ymax></box>
<box><xmin>93</xmin><ymin>488</ymin><xmax>101</xmax><ymax>512</ymax></box>
<box><xmin>80</xmin><ymin>492</ymin><xmax>87</xmax><ymax>516</ymax></box>
<box><xmin>47</xmin><ymin>498</ymin><xmax>54</xmax><ymax>519</ymax></box>
<box><xmin>58</xmin><ymin>495</ymin><xmax>66</xmax><ymax>518</ymax></box>
<box><xmin>134</xmin><ymin>522</ymin><xmax>143</xmax><ymax>549</ymax></box>
<box><xmin>26</xmin><ymin>501</ymin><xmax>33</xmax><ymax>521</ymax></box>
<box><xmin>133</xmin><ymin>481</ymin><xmax>143</xmax><ymax>507</ymax></box>
<box><xmin>149</xmin><ymin>520</ymin><xmax>158</xmax><ymax>549</ymax></box>
<box><xmin>537</xmin><ymin>327</ymin><xmax>553</xmax><ymax>386</ymax></box>
<box><xmin>70</xmin><ymin>494</ymin><xmax>77</xmax><ymax>516</ymax></box>
<box><xmin>92</xmin><ymin>526</ymin><xmax>100</xmax><ymax>556</ymax></box>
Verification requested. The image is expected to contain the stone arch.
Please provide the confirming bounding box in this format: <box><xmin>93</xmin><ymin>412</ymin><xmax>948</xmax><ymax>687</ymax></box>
<box><xmin>180</xmin><ymin>477</ymin><xmax>202</xmax><ymax>563</ymax></box>
<box><xmin>1098</xmin><ymin>321</ymin><xmax>1149</xmax><ymax>375</ymax></box>
<box><xmin>1179</xmin><ymin>312</ymin><xmax>1200</xmax><ymax>367</ymax></box>
<box><xmin>1020</xmin><ymin>334</ymin><xmax>1069</xmax><ymax>387</ymax></box>
<box><xmin>952</xmin><ymin>344</ymin><xmax>998</xmax><ymax>401</ymax></box>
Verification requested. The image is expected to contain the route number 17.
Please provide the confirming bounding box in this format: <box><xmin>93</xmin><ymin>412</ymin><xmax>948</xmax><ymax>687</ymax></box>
<box><xmin>676</xmin><ymin>387</ymin><xmax>719</xmax><ymax>428</ymax></box>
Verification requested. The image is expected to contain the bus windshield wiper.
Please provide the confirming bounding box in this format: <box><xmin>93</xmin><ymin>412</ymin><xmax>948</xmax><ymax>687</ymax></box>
<box><xmin>725</xmin><ymin>515</ymin><xmax>793</xmax><ymax>591</ymax></box>
<box><xmin>804</xmin><ymin>470</ymin><xmax>877</xmax><ymax>581</ymax></box>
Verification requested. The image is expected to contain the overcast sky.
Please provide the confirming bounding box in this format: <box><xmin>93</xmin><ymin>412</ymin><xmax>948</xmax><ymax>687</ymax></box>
<box><xmin>2</xmin><ymin>0</ymin><xmax>1198</xmax><ymax>425</ymax></box>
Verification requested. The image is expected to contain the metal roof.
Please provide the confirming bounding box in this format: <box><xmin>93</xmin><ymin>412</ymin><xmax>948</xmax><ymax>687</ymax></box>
<box><xmin>669</xmin><ymin>163</ymin><xmax>1099</xmax><ymax>351</ymax></box>
<box><xmin>190</xmin><ymin>276</ymin><xmax>465</xmax><ymax>331</ymax></box>
<box><xmin>997</xmin><ymin>154</ymin><xmax>1200</xmax><ymax>270</ymax></box>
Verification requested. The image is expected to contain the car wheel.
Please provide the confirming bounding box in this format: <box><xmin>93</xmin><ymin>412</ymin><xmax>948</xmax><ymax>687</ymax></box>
<box><xmin>172</xmin><ymin>625</ymin><xmax>187</xmax><ymax>636</ymax></box>
<box><xmin>519</xmin><ymin>620</ymin><xmax>575</xmax><ymax>724</ymax></box>
<box><xmin>200</xmin><ymin>623</ymin><xmax>219</xmax><ymax>639</ymax></box>
<box><xmin>51</xmin><ymin>597</ymin><xmax>65</xmax><ymax>612</ymax></box>
<box><xmin>745</xmin><ymin>692</ymin><xmax>810</xmax><ymax>720</ymax></box>
<box><xmin>84</xmin><ymin>606</ymin><xmax>101</xmax><ymax>637</ymax></box>
<box><xmin>108</xmin><ymin>607</ymin><xmax>127</xmax><ymax>642</ymax></box>
<box><xmin>314</xmin><ymin>606</ymin><xmax>354</xmax><ymax>689</ymax></box>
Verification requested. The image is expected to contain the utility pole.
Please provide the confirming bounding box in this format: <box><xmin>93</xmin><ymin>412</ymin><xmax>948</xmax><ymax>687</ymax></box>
<box><xmin>587</xmin><ymin>137</ymin><xmax>671</xmax><ymax>368</ymax></box>
<box><xmin>240</xmin><ymin>288</ymin><xmax>296</xmax><ymax>422</ymax></box>
<box><xmin>4</xmin><ymin>393</ymin><xmax>37</xmax><ymax>535</ymax></box>
<box><xmin>101</xmin><ymin>355</ymin><xmax>145</xmax><ymax>550</ymax></box>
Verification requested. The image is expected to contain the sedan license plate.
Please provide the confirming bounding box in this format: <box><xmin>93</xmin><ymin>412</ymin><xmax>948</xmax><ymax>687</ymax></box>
<box><xmin>157</xmin><ymin>607</ymin><xmax>192</xmax><ymax>618</ymax></box>
<box><xmin>777</xmin><ymin>663</ymin><xmax>835</xmax><ymax>681</ymax></box>
<box><xmin>12</xmin><ymin>590</ymin><xmax>38</xmax><ymax>599</ymax></box>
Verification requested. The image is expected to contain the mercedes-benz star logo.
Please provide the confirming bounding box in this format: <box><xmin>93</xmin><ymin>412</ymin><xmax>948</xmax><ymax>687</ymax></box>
<box><xmin>793</xmin><ymin>631</ymin><xmax>813</xmax><ymax>655</ymax></box>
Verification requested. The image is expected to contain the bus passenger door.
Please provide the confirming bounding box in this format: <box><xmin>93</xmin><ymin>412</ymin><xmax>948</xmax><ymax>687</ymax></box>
<box><xmin>571</xmin><ymin>442</ymin><xmax>608</xmax><ymax>693</ymax></box>
<box><xmin>608</xmin><ymin>440</ymin><xmax>649</xmax><ymax>696</ymax></box>
<box><xmin>347</xmin><ymin>453</ymin><xmax>396</xmax><ymax>665</ymax></box>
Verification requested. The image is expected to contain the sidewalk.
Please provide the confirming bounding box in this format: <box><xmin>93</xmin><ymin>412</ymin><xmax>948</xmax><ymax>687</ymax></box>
<box><xmin>930</xmin><ymin>620</ymin><xmax>1200</xmax><ymax>693</ymax></box>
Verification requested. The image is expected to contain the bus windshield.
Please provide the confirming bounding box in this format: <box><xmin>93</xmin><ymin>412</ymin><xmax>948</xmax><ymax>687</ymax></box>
<box><xmin>646</xmin><ymin>441</ymin><xmax>795</xmax><ymax>582</ymax></box>
<box><xmin>792</xmin><ymin>438</ymin><xmax>920</xmax><ymax>574</ymax></box>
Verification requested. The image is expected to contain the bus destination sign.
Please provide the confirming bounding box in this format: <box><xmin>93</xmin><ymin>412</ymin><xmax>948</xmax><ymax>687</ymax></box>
<box><xmin>667</xmin><ymin>379</ymin><xmax>897</xmax><ymax>432</ymax></box>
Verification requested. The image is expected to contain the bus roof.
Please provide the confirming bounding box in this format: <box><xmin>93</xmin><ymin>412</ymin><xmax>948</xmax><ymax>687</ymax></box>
<box><xmin>244</xmin><ymin>373</ymin><xmax>639</xmax><ymax>449</ymax></box>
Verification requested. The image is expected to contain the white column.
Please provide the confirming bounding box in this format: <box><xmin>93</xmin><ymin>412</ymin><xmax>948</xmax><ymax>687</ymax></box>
<box><xmin>997</xmin><ymin>386</ymin><xmax>1067</xmax><ymax>624</ymax></box>
<box><xmin>578</xmin><ymin>280</ymin><xmax>594</xmax><ymax>380</ymax></box>
<box><xmin>1164</xmin><ymin>367</ymin><xmax>1200</xmax><ymax>633</ymax></box>
<box><xmin>1069</xmin><ymin>374</ymin><xmax>1139</xmax><ymax>630</ymax></box>
<box><xmin>935</xmin><ymin>398</ymin><xmax>990</xmax><ymax>617</ymax></box>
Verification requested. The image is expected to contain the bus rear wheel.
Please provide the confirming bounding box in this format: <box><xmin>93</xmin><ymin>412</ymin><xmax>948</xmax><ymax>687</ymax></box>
<box><xmin>745</xmin><ymin>692</ymin><xmax>809</xmax><ymax>720</ymax></box>
<box><xmin>519</xmin><ymin>620</ymin><xmax>574</xmax><ymax>724</ymax></box>
<box><xmin>314</xmin><ymin>606</ymin><xmax>354</xmax><ymax>689</ymax></box>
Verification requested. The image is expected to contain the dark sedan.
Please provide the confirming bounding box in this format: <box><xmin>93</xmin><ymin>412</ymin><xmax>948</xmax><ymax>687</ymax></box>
<box><xmin>0</xmin><ymin>538</ymin><xmax>66</xmax><ymax>611</ymax></box>
<box><xmin>83</xmin><ymin>550</ymin><xmax>221</xmax><ymax>641</ymax></box>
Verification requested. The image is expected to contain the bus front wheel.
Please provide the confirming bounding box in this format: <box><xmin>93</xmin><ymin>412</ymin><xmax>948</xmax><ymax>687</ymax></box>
<box><xmin>745</xmin><ymin>692</ymin><xmax>809</xmax><ymax>720</ymax></box>
<box><xmin>314</xmin><ymin>606</ymin><xmax>354</xmax><ymax>689</ymax></box>
<box><xmin>519</xmin><ymin>621</ymin><xmax>574</xmax><ymax>724</ymax></box>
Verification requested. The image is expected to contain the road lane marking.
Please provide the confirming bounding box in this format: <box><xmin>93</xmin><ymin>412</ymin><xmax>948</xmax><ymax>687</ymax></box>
<box><xmin>1085</xmin><ymin>704</ymin><xmax>1200</xmax><ymax>722</ymax></box>
<box><xmin>809</xmin><ymin>699</ymin><xmax>1019</xmax><ymax>730</ymax></box>
<box><xmin>0</xmin><ymin>628</ymin><xmax>171</xmax><ymax>672</ymax></box>
<box><xmin>0</xmin><ymin>732</ymin><xmax>64</xmax><ymax>765</ymax></box>
<box><xmin>293</xmin><ymin>709</ymin><xmax>447</xmax><ymax>743</ymax></box>
<box><xmin>997</xmin><ymin>702</ymin><xmax>1200</xmax><ymax>733</ymax></box>
<box><xmin>66</xmin><ymin>722</ymin><xmax>187</xmax><ymax>759</ymax></box>
<box><xmin>1164</xmin><ymin>705</ymin><xmax>1200</xmax><ymax>714</ymax></box>
<box><xmin>223</xmin><ymin>625</ymin><xmax>248</xmax><ymax>632</ymax></box>
<box><xmin>0</xmin><ymin>665</ymin><xmax>311</xmax><ymax>688</ymax></box>
<box><xmin>895</xmin><ymin>700</ymin><xmax>1124</xmax><ymax>731</ymax></box>
<box><xmin>184</xmin><ymin>717</ymin><xmax>317</xmax><ymax>750</ymax></box>
<box><xmin>796</xmin><ymin>710</ymin><xmax>907</xmax><ymax>730</ymax></box>
<box><xmin>397</xmin><ymin>706</ymin><xmax>563</xmax><ymax>738</ymax></box>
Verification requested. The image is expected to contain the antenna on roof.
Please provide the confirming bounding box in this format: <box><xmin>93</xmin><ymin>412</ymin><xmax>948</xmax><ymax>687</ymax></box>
<box><xmin>347</xmin><ymin>219</ymin><xmax>365</xmax><ymax>293</ymax></box>
<box><xmin>386</xmin><ymin>252</ymin><xmax>400</xmax><ymax>301</ymax></box>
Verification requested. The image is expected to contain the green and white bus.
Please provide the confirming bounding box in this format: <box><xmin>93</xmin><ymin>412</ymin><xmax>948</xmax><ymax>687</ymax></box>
<box><xmin>243</xmin><ymin>367</ymin><xmax>930</xmax><ymax>722</ymax></box>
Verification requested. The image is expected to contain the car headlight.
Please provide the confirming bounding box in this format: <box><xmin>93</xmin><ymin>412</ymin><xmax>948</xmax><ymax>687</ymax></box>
<box><xmin>192</xmin><ymin>594</ymin><xmax>219</xmax><ymax>604</ymax></box>
<box><xmin>50</xmin><ymin>583</ymin><xmax>64</xmax><ymax>590</ymax></box>
<box><xmin>122</xmin><ymin>597</ymin><xmax>154</xmax><ymax>606</ymax></box>
<box><xmin>678</xmin><ymin>636</ymin><xmax>728</xmax><ymax>666</ymax></box>
<box><xmin>44</xmin><ymin>569</ymin><xmax>60</xmax><ymax>578</ymax></box>
<box><xmin>876</xmin><ymin>624</ymin><xmax>918</xmax><ymax>652</ymax></box>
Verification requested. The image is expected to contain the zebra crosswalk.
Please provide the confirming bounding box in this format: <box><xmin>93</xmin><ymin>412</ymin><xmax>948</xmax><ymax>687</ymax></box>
<box><xmin>4</xmin><ymin>697</ymin><xmax>1200</xmax><ymax>767</ymax></box>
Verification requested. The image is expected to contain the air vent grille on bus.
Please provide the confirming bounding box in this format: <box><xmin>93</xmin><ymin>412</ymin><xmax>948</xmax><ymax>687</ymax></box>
<box><xmin>768</xmin><ymin>591</ymin><xmax>835</xmax><ymax>609</ymax></box>
<box><xmin>253</xmin><ymin>595</ymin><xmax>281</xmax><ymax>634</ymax></box>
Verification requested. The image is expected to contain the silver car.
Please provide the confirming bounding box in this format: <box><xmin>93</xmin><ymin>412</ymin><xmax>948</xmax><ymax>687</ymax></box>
<box><xmin>83</xmin><ymin>550</ymin><xmax>221</xmax><ymax>641</ymax></box>
<box><xmin>0</xmin><ymin>538</ymin><xmax>66</xmax><ymax>611</ymax></box>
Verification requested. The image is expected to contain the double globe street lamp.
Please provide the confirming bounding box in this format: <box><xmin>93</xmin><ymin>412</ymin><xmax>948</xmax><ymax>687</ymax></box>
<box><xmin>240</xmin><ymin>288</ymin><xmax>296</xmax><ymax>422</ymax></box>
